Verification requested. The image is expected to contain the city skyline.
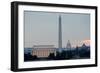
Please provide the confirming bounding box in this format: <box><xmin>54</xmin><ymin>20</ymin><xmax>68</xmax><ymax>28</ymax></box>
<box><xmin>24</xmin><ymin>11</ymin><xmax>90</xmax><ymax>48</ymax></box>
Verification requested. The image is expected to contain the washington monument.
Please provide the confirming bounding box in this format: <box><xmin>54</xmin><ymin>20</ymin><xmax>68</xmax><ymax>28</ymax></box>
<box><xmin>58</xmin><ymin>15</ymin><xmax>62</xmax><ymax>48</ymax></box>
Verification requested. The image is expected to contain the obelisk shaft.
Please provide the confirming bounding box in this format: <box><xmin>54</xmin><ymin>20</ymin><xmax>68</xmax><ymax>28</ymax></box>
<box><xmin>58</xmin><ymin>15</ymin><xmax>62</xmax><ymax>48</ymax></box>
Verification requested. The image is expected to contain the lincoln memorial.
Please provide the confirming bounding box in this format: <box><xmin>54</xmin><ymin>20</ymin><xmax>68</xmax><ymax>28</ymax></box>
<box><xmin>32</xmin><ymin>45</ymin><xmax>56</xmax><ymax>58</ymax></box>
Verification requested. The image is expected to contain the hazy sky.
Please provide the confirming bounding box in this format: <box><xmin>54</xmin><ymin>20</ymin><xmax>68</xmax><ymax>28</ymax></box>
<box><xmin>24</xmin><ymin>11</ymin><xmax>90</xmax><ymax>48</ymax></box>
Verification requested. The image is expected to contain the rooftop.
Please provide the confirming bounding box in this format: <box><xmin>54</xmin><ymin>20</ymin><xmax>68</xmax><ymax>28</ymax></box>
<box><xmin>33</xmin><ymin>45</ymin><xmax>55</xmax><ymax>48</ymax></box>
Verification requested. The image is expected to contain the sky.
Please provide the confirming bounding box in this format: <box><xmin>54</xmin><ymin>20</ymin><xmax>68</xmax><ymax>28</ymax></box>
<box><xmin>24</xmin><ymin>11</ymin><xmax>90</xmax><ymax>48</ymax></box>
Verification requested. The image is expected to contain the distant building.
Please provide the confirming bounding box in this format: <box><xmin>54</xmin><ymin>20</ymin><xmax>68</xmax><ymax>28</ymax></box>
<box><xmin>66</xmin><ymin>40</ymin><xmax>71</xmax><ymax>50</ymax></box>
<box><xmin>24</xmin><ymin>48</ymin><xmax>33</xmax><ymax>54</ymax></box>
<box><xmin>81</xmin><ymin>43</ymin><xmax>90</xmax><ymax>51</ymax></box>
<box><xmin>82</xmin><ymin>43</ymin><xmax>86</xmax><ymax>48</ymax></box>
<box><xmin>32</xmin><ymin>45</ymin><xmax>56</xmax><ymax>58</ymax></box>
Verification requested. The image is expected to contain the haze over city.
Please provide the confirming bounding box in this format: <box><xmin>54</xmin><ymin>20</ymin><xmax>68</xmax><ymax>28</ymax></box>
<box><xmin>24</xmin><ymin>11</ymin><xmax>90</xmax><ymax>48</ymax></box>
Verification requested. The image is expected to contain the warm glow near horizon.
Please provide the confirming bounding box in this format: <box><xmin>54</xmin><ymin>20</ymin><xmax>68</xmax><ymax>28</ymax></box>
<box><xmin>82</xmin><ymin>40</ymin><xmax>90</xmax><ymax>46</ymax></box>
<box><xmin>24</xmin><ymin>11</ymin><xmax>90</xmax><ymax>48</ymax></box>
<box><xmin>70</xmin><ymin>39</ymin><xmax>90</xmax><ymax>48</ymax></box>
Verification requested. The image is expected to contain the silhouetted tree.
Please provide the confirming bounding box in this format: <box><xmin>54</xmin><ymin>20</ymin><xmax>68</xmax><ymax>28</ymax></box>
<box><xmin>48</xmin><ymin>53</ymin><xmax>55</xmax><ymax>59</ymax></box>
<box><xmin>66</xmin><ymin>50</ymin><xmax>73</xmax><ymax>59</ymax></box>
<box><xmin>76</xmin><ymin>46</ymin><xmax>79</xmax><ymax>56</ymax></box>
<box><xmin>55</xmin><ymin>51</ymin><xmax>61</xmax><ymax>60</ymax></box>
<box><xmin>24</xmin><ymin>52</ymin><xmax>39</xmax><ymax>61</ymax></box>
<box><xmin>60</xmin><ymin>50</ymin><xmax>67</xmax><ymax>59</ymax></box>
<box><xmin>32</xmin><ymin>55</ymin><xmax>38</xmax><ymax>60</ymax></box>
